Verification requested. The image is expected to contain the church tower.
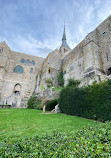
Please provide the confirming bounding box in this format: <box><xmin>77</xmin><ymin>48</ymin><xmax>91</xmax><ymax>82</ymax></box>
<box><xmin>59</xmin><ymin>24</ymin><xmax>71</xmax><ymax>58</ymax></box>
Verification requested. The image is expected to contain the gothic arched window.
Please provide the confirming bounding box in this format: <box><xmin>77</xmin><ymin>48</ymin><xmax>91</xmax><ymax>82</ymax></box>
<box><xmin>31</xmin><ymin>61</ymin><xmax>35</xmax><ymax>65</ymax></box>
<box><xmin>14</xmin><ymin>65</ymin><xmax>24</xmax><ymax>74</ymax></box>
<box><xmin>20</xmin><ymin>58</ymin><xmax>25</xmax><ymax>63</ymax></box>
<box><xmin>26</xmin><ymin>59</ymin><xmax>30</xmax><ymax>65</ymax></box>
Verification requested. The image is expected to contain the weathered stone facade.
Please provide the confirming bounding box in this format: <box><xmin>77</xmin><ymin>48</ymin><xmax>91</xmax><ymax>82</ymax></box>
<box><xmin>0</xmin><ymin>15</ymin><xmax>111</xmax><ymax>107</ymax></box>
<box><xmin>63</xmin><ymin>15</ymin><xmax>111</xmax><ymax>86</ymax></box>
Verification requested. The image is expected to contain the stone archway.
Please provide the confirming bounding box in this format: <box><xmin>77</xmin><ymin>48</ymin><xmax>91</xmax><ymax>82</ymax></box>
<box><xmin>107</xmin><ymin>67</ymin><xmax>111</xmax><ymax>76</ymax></box>
<box><xmin>12</xmin><ymin>83</ymin><xmax>22</xmax><ymax>108</ymax></box>
<box><xmin>14</xmin><ymin>83</ymin><xmax>21</xmax><ymax>94</ymax></box>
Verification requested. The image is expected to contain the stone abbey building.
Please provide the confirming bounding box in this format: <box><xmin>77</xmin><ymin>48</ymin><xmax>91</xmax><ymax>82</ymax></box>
<box><xmin>0</xmin><ymin>15</ymin><xmax>111</xmax><ymax>107</ymax></box>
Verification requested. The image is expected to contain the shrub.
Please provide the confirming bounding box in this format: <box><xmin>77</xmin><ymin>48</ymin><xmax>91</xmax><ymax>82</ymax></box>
<box><xmin>59</xmin><ymin>80</ymin><xmax>111</xmax><ymax>121</ymax></box>
<box><xmin>57</xmin><ymin>71</ymin><xmax>64</xmax><ymax>87</ymax></box>
<box><xmin>46</xmin><ymin>99</ymin><xmax>58</xmax><ymax>111</ymax></box>
<box><xmin>0</xmin><ymin>122</ymin><xmax>111</xmax><ymax>157</ymax></box>
<box><xmin>67</xmin><ymin>78</ymin><xmax>80</xmax><ymax>87</ymax></box>
<box><xmin>40</xmin><ymin>85</ymin><xmax>44</xmax><ymax>90</ymax></box>
<box><xmin>27</xmin><ymin>95</ymin><xmax>41</xmax><ymax>109</ymax></box>
<box><xmin>45</xmin><ymin>78</ymin><xmax>53</xmax><ymax>88</ymax></box>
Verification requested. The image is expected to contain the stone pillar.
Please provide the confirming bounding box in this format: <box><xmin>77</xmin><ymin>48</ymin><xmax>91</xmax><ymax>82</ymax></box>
<box><xmin>35</xmin><ymin>74</ymin><xmax>40</xmax><ymax>92</ymax></box>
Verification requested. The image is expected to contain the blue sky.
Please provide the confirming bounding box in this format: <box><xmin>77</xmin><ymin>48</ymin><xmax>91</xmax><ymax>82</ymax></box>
<box><xmin>0</xmin><ymin>0</ymin><xmax>111</xmax><ymax>57</ymax></box>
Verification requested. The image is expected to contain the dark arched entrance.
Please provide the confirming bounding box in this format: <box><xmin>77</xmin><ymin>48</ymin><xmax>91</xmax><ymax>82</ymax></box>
<box><xmin>14</xmin><ymin>83</ymin><xmax>21</xmax><ymax>94</ymax></box>
<box><xmin>107</xmin><ymin>67</ymin><xmax>111</xmax><ymax>76</ymax></box>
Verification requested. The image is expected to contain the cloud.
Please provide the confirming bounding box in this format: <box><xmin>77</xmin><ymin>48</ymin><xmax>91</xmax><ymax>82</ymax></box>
<box><xmin>7</xmin><ymin>35</ymin><xmax>53</xmax><ymax>57</ymax></box>
<box><xmin>0</xmin><ymin>0</ymin><xmax>111</xmax><ymax>58</ymax></box>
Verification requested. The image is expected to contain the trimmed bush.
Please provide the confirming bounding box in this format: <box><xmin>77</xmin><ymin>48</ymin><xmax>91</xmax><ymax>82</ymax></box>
<box><xmin>67</xmin><ymin>78</ymin><xmax>80</xmax><ymax>87</ymax></box>
<box><xmin>27</xmin><ymin>95</ymin><xmax>42</xmax><ymax>109</ymax></box>
<box><xmin>59</xmin><ymin>80</ymin><xmax>111</xmax><ymax>121</ymax></box>
<box><xmin>46</xmin><ymin>99</ymin><xmax>58</xmax><ymax>111</ymax></box>
<box><xmin>45</xmin><ymin>78</ymin><xmax>53</xmax><ymax>88</ymax></box>
<box><xmin>0</xmin><ymin>122</ymin><xmax>111</xmax><ymax>157</ymax></box>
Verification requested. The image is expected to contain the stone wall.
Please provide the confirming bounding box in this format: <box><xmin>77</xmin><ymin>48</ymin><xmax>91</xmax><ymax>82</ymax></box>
<box><xmin>62</xmin><ymin>15</ymin><xmax>111</xmax><ymax>86</ymax></box>
<box><xmin>38</xmin><ymin>49</ymin><xmax>62</xmax><ymax>90</ymax></box>
<box><xmin>0</xmin><ymin>15</ymin><xmax>111</xmax><ymax>107</ymax></box>
<box><xmin>0</xmin><ymin>41</ymin><xmax>44</xmax><ymax>106</ymax></box>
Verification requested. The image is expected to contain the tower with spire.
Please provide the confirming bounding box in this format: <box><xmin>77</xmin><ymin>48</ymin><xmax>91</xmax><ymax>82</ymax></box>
<box><xmin>59</xmin><ymin>24</ymin><xmax>71</xmax><ymax>58</ymax></box>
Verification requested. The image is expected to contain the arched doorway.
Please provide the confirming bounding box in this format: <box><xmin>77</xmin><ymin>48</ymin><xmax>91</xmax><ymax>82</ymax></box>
<box><xmin>107</xmin><ymin>67</ymin><xmax>111</xmax><ymax>76</ymax></box>
<box><xmin>14</xmin><ymin>83</ymin><xmax>21</xmax><ymax>94</ymax></box>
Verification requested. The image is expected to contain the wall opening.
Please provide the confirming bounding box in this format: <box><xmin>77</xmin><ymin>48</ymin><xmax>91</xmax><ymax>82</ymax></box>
<box><xmin>14</xmin><ymin>83</ymin><xmax>21</xmax><ymax>94</ymax></box>
<box><xmin>49</xmin><ymin>69</ymin><xmax>50</xmax><ymax>74</ymax></box>
<box><xmin>103</xmin><ymin>32</ymin><xmax>106</xmax><ymax>37</ymax></box>
<box><xmin>30</xmin><ymin>68</ymin><xmax>33</xmax><ymax>74</ymax></box>
<box><xmin>106</xmin><ymin>53</ymin><xmax>109</xmax><ymax>61</ymax></box>
<box><xmin>107</xmin><ymin>67</ymin><xmax>111</xmax><ymax>76</ymax></box>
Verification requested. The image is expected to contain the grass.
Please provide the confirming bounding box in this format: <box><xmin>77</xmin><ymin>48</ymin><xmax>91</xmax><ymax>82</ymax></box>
<box><xmin>52</xmin><ymin>87</ymin><xmax>63</xmax><ymax>91</ymax></box>
<box><xmin>0</xmin><ymin>109</ymin><xmax>100</xmax><ymax>142</ymax></box>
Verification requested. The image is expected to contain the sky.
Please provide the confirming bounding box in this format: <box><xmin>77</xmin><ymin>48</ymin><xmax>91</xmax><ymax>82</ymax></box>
<box><xmin>0</xmin><ymin>0</ymin><xmax>111</xmax><ymax>58</ymax></box>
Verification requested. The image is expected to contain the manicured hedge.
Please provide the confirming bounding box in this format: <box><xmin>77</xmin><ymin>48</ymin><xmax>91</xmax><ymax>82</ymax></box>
<box><xmin>59</xmin><ymin>80</ymin><xmax>111</xmax><ymax>121</ymax></box>
<box><xmin>0</xmin><ymin>122</ymin><xmax>111</xmax><ymax>157</ymax></box>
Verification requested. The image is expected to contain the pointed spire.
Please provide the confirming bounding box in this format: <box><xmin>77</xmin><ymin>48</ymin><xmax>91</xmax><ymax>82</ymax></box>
<box><xmin>62</xmin><ymin>23</ymin><xmax>66</xmax><ymax>40</ymax></box>
<box><xmin>61</xmin><ymin>23</ymin><xmax>70</xmax><ymax>49</ymax></box>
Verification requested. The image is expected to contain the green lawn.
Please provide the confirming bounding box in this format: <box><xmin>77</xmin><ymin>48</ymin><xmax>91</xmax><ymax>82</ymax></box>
<box><xmin>0</xmin><ymin>109</ymin><xmax>99</xmax><ymax>142</ymax></box>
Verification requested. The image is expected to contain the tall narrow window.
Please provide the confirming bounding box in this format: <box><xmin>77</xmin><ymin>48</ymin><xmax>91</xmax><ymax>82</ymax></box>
<box><xmin>106</xmin><ymin>53</ymin><xmax>109</xmax><ymax>61</ymax></box>
<box><xmin>26</xmin><ymin>59</ymin><xmax>30</xmax><ymax>65</ymax></box>
<box><xmin>103</xmin><ymin>32</ymin><xmax>106</xmax><ymax>37</ymax></box>
<box><xmin>0</xmin><ymin>47</ymin><xmax>3</xmax><ymax>53</ymax></box>
<box><xmin>49</xmin><ymin>69</ymin><xmax>50</xmax><ymax>74</ymax></box>
<box><xmin>30</xmin><ymin>68</ymin><xmax>33</xmax><ymax>74</ymax></box>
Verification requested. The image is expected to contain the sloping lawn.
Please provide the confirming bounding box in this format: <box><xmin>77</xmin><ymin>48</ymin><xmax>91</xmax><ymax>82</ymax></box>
<box><xmin>0</xmin><ymin>109</ymin><xmax>99</xmax><ymax>142</ymax></box>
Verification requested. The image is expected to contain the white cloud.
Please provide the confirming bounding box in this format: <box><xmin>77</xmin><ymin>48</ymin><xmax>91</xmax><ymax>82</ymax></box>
<box><xmin>0</xmin><ymin>0</ymin><xmax>111</xmax><ymax>58</ymax></box>
<box><xmin>0</xmin><ymin>35</ymin><xmax>52</xmax><ymax>57</ymax></box>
